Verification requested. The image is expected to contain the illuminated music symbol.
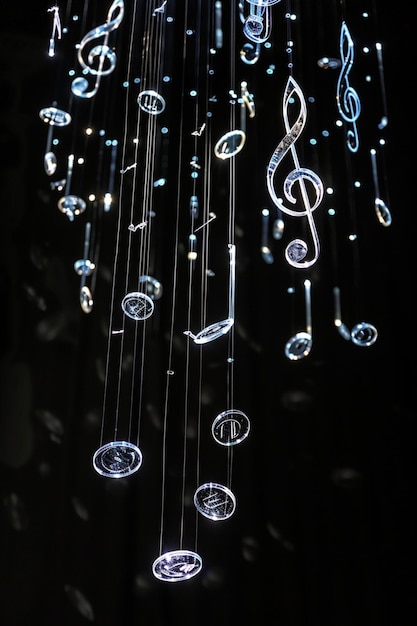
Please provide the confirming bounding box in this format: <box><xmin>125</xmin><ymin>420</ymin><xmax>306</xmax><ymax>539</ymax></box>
<box><xmin>214</xmin><ymin>130</ymin><xmax>246</xmax><ymax>159</ymax></box>
<box><xmin>121</xmin><ymin>292</ymin><xmax>154</xmax><ymax>320</ymax></box>
<box><xmin>375</xmin><ymin>42</ymin><xmax>389</xmax><ymax>130</ymax></box>
<box><xmin>191</xmin><ymin>122</ymin><xmax>206</xmax><ymax>137</ymax></box>
<box><xmin>137</xmin><ymin>90</ymin><xmax>166</xmax><ymax>115</ymax></box>
<box><xmin>194</xmin><ymin>482</ymin><xmax>236</xmax><ymax>521</ymax></box>
<box><xmin>261</xmin><ymin>208</ymin><xmax>274</xmax><ymax>264</ymax></box>
<box><xmin>71</xmin><ymin>0</ymin><xmax>124</xmax><ymax>99</ymax></box>
<box><xmin>152</xmin><ymin>0</ymin><xmax>167</xmax><ymax>16</ymax></box>
<box><xmin>332</xmin><ymin>286</ymin><xmax>351</xmax><ymax>341</ymax></box>
<box><xmin>267</xmin><ymin>75</ymin><xmax>323</xmax><ymax>268</ymax></box>
<box><xmin>152</xmin><ymin>550</ymin><xmax>203</xmax><ymax>582</ymax></box>
<box><xmin>120</xmin><ymin>163</ymin><xmax>137</xmax><ymax>174</ymax></box>
<box><xmin>128</xmin><ymin>221</ymin><xmax>147</xmax><ymax>232</ymax></box>
<box><xmin>240</xmin><ymin>41</ymin><xmax>261</xmax><ymax>65</ymax></box>
<box><xmin>184</xmin><ymin>243</ymin><xmax>235</xmax><ymax>344</ymax></box>
<box><xmin>57</xmin><ymin>154</ymin><xmax>86</xmax><ymax>221</ymax></box>
<box><xmin>350</xmin><ymin>322</ymin><xmax>378</xmax><ymax>347</ymax></box>
<box><xmin>370</xmin><ymin>149</ymin><xmax>392</xmax><ymax>227</ymax></box>
<box><xmin>93</xmin><ymin>440</ymin><xmax>142</xmax><ymax>478</ymax></box>
<box><xmin>47</xmin><ymin>5</ymin><xmax>62</xmax><ymax>57</ymax></box>
<box><xmin>336</xmin><ymin>21</ymin><xmax>361</xmax><ymax>153</ymax></box>
<box><xmin>39</xmin><ymin>106</ymin><xmax>72</xmax><ymax>176</ymax></box>
<box><xmin>285</xmin><ymin>279</ymin><xmax>313</xmax><ymax>360</ymax></box>
<box><xmin>194</xmin><ymin>212</ymin><xmax>216</xmax><ymax>232</ymax></box>
<box><xmin>332</xmin><ymin>286</ymin><xmax>378</xmax><ymax>347</ymax></box>
<box><xmin>74</xmin><ymin>222</ymin><xmax>96</xmax><ymax>314</ymax></box>
<box><xmin>273</xmin><ymin>208</ymin><xmax>284</xmax><ymax>240</ymax></box>
<box><xmin>212</xmin><ymin>409</ymin><xmax>250</xmax><ymax>446</ymax></box>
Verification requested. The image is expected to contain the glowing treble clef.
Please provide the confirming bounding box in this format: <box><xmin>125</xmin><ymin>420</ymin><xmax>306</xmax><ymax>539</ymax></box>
<box><xmin>71</xmin><ymin>0</ymin><xmax>124</xmax><ymax>99</ymax></box>
<box><xmin>266</xmin><ymin>75</ymin><xmax>323</xmax><ymax>269</ymax></box>
<box><xmin>336</xmin><ymin>21</ymin><xmax>361</xmax><ymax>153</ymax></box>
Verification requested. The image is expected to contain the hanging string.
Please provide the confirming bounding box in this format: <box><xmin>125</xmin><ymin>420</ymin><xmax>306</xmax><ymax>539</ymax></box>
<box><xmin>98</xmin><ymin>0</ymin><xmax>139</xmax><ymax>445</ymax></box>
<box><xmin>157</xmin><ymin>0</ymin><xmax>190</xmax><ymax>557</ymax></box>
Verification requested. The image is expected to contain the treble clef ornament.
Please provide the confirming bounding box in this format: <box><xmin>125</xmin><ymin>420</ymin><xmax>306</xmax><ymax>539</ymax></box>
<box><xmin>336</xmin><ymin>22</ymin><xmax>361</xmax><ymax>153</ymax></box>
<box><xmin>71</xmin><ymin>0</ymin><xmax>124</xmax><ymax>99</ymax></box>
<box><xmin>266</xmin><ymin>75</ymin><xmax>324</xmax><ymax>269</ymax></box>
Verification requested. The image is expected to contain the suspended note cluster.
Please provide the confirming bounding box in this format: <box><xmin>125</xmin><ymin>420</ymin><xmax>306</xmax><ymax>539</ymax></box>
<box><xmin>37</xmin><ymin>0</ymin><xmax>392</xmax><ymax>584</ymax></box>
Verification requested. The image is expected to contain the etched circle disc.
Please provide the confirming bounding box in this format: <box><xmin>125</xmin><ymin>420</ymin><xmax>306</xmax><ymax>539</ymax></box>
<box><xmin>122</xmin><ymin>291</ymin><xmax>154</xmax><ymax>320</ymax></box>
<box><xmin>137</xmin><ymin>90</ymin><xmax>166</xmax><ymax>115</ymax></box>
<box><xmin>39</xmin><ymin>106</ymin><xmax>72</xmax><ymax>126</ymax></box>
<box><xmin>212</xmin><ymin>409</ymin><xmax>250</xmax><ymax>446</ymax></box>
<box><xmin>93</xmin><ymin>440</ymin><xmax>142</xmax><ymax>478</ymax></box>
<box><xmin>152</xmin><ymin>549</ymin><xmax>202</xmax><ymax>582</ymax></box>
<box><xmin>194</xmin><ymin>482</ymin><xmax>236</xmax><ymax>521</ymax></box>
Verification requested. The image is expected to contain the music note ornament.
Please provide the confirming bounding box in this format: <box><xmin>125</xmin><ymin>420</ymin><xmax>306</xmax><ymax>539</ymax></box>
<box><xmin>285</xmin><ymin>279</ymin><xmax>313</xmax><ymax>360</ymax></box>
<box><xmin>336</xmin><ymin>22</ymin><xmax>361</xmax><ymax>153</ymax></box>
<box><xmin>184</xmin><ymin>244</ymin><xmax>235</xmax><ymax>344</ymax></box>
<box><xmin>71</xmin><ymin>0</ymin><xmax>124</xmax><ymax>99</ymax></box>
<box><xmin>267</xmin><ymin>76</ymin><xmax>323</xmax><ymax>268</ymax></box>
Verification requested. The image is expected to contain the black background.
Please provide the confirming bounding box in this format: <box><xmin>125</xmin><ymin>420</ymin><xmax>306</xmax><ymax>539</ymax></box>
<box><xmin>0</xmin><ymin>1</ymin><xmax>415</xmax><ymax>625</ymax></box>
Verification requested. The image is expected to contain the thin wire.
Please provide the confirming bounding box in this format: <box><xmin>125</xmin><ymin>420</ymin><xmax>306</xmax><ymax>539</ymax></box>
<box><xmin>99</xmin><ymin>0</ymin><xmax>139</xmax><ymax>445</ymax></box>
<box><xmin>158</xmin><ymin>0</ymin><xmax>190</xmax><ymax>557</ymax></box>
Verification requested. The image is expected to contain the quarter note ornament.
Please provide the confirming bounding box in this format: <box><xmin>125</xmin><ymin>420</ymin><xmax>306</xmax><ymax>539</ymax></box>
<box><xmin>285</xmin><ymin>279</ymin><xmax>313</xmax><ymax>360</ymax></box>
<box><xmin>336</xmin><ymin>22</ymin><xmax>361</xmax><ymax>153</ymax></box>
<box><xmin>71</xmin><ymin>0</ymin><xmax>124</xmax><ymax>99</ymax></box>
<box><xmin>267</xmin><ymin>76</ymin><xmax>324</xmax><ymax>268</ymax></box>
<box><xmin>370</xmin><ymin>149</ymin><xmax>392</xmax><ymax>226</ymax></box>
<box><xmin>184</xmin><ymin>244</ymin><xmax>236</xmax><ymax>344</ymax></box>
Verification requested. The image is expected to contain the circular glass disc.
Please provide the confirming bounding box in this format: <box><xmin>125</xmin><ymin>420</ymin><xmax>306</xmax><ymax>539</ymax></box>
<box><xmin>137</xmin><ymin>90</ymin><xmax>166</xmax><ymax>114</ymax></box>
<box><xmin>93</xmin><ymin>441</ymin><xmax>142</xmax><ymax>478</ymax></box>
<box><xmin>285</xmin><ymin>331</ymin><xmax>312</xmax><ymax>360</ymax></box>
<box><xmin>121</xmin><ymin>292</ymin><xmax>154</xmax><ymax>320</ymax></box>
<box><xmin>350</xmin><ymin>322</ymin><xmax>378</xmax><ymax>347</ymax></box>
<box><xmin>39</xmin><ymin>106</ymin><xmax>72</xmax><ymax>126</ymax></box>
<box><xmin>212</xmin><ymin>409</ymin><xmax>250</xmax><ymax>446</ymax></box>
<box><xmin>214</xmin><ymin>130</ymin><xmax>246</xmax><ymax>160</ymax></box>
<box><xmin>152</xmin><ymin>550</ymin><xmax>202</xmax><ymax>582</ymax></box>
<box><xmin>194</xmin><ymin>482</ymin><xmax>236</xmax><ymax>521</ymax></box>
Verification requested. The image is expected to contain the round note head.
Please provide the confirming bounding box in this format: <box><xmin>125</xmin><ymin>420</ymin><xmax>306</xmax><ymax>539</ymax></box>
<box><xmin>93</xmin><ymin>441</ymin><xmax>142</xmax><ymax>478</ymax></box>
<box><xmin>285</xmin><ymin>331</ymin><xmax>312</xmax><ymax>360</ymax></box>
<box><xmin>194</xmin><ymin>482</ymin><xmax>236</xmax><ymax>521</ymax></box>
<box><xmin>350</xmin><ymin>322</ymin><xmax>378</xmax><ymax>347</ymax></box>
<box><xmin>212</xmin><ymin>409</ymin><xmax>250</xmax><ymax>446</ymax></box>
<box><xmin>121</xmin><ymin>292</ymin><xmax>154</xmax><ymax>320</ymax></box>
<box><xmin>152</xmin><ymin>550</ymin><xmax>203</xmax><ymax>582</ymax></box>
